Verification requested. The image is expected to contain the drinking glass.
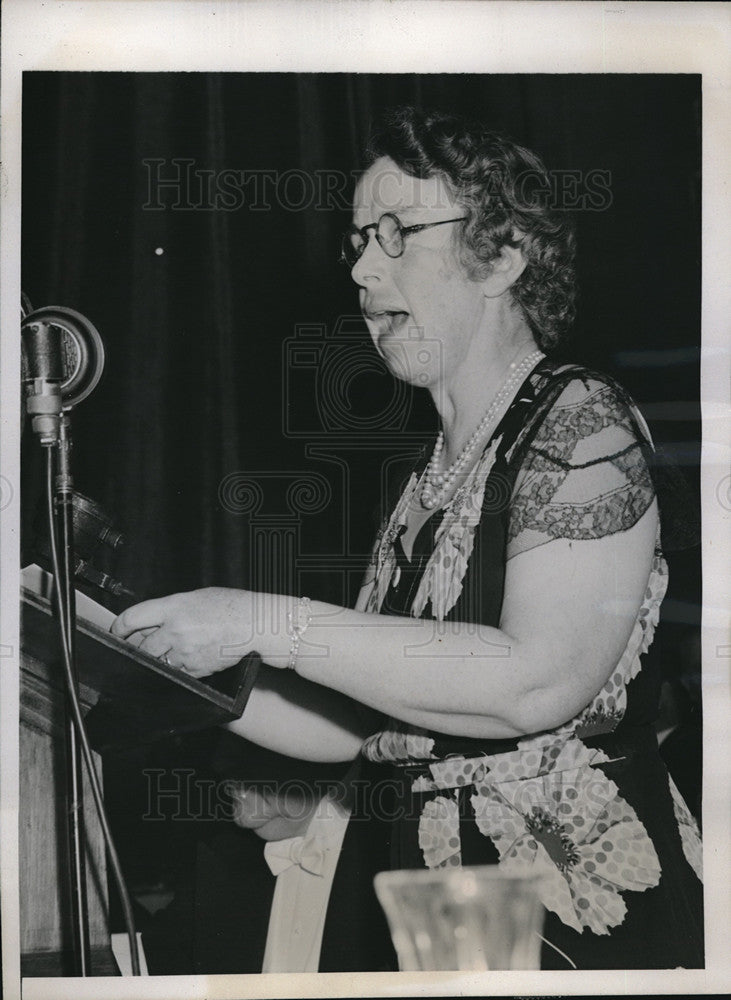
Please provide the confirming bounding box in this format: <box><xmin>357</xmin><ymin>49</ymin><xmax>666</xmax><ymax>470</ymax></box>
<box><xmin>374</xmin><ymin>866</ymin><xmax>545</xmax><ymax>971</ymax></box>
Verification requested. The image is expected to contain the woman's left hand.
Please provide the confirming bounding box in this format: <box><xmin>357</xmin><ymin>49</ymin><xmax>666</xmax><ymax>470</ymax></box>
<box><xmin>110</xmin><ymin>587</ymin><xmax>267</xmax><ymax>678</ymax></box>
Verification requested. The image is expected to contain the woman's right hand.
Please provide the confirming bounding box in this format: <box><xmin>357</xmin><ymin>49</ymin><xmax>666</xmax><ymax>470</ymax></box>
<box><xmin>229</xmin><ymin>784</ymin><xmax>318</xmax><ymax>842</ymax></box>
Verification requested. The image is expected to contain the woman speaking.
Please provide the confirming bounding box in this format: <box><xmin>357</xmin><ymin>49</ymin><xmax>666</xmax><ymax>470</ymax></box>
<box><xmin>111</xmin><ymin>107</ymin><xmax>703</xmax><ymax>971</ymax></box>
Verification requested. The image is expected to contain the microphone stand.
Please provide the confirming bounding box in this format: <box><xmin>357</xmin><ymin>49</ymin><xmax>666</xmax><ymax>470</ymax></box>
<box><xmin>43</xmin><ymin>419</ymin><xmax>143</xmax><ymax>976</ymax></box>
<box><xmin>22</xmin><ymin>321</ymin><xmax>91</xmax><ymax>976</ymax></box>
<box><xmin>56</xmin><ymin>414</ymin><xmax>91</xmax><ymax>976</ymax></box>
<box><xmin>24</xmin><ymin>311</ymin><xmax>140</xmax><ymax>976</ymax></box>
<box><xmin>26</xmin><ymin>370</ymin><xmax>91</xmax><ymax>975</ymax></box>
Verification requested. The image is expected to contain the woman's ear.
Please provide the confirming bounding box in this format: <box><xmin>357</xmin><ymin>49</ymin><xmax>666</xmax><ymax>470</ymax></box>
<box><xmin>482</xmin><ymin>236</ymin><xmax>528</xmax><ymax>298</ymax></box>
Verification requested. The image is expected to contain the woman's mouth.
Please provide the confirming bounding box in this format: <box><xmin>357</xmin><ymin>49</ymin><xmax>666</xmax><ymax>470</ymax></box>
<box><xmin>366</xmin><ymin>309</ymin><xmax>410</xmax><ymax>334</ymax></box>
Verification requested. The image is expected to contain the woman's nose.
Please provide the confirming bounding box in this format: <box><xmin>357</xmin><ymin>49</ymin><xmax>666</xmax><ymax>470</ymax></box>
<box><xmin>350</xmin><ymin>233</ymin><xmax>387</xmax><ymax>286</ymax></box>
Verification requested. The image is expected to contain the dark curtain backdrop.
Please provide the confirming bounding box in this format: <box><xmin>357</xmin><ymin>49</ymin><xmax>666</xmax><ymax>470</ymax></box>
<box><xmin>20</xmin><ymin>74</ymin><xmax>702</xmax><ymax>947</ymax></box>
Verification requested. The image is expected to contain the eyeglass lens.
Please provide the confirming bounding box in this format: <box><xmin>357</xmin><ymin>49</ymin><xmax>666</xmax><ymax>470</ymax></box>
<box><xmin>343</xmin><ymin>214</ymin><xmax>402</xmax><ymax>267</ymax></box>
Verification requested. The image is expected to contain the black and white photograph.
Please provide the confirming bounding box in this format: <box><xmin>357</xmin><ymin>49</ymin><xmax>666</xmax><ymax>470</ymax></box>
<box><xmin>1</xmin><ymin>3</ymin><xmax>729</xmax><ymax>999</ymax></box>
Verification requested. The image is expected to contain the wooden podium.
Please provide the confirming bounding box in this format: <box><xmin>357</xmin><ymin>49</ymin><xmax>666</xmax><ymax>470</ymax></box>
<box><xmin>19</xmin><ymin>574</ymin><xmax>259</xmax><ymax>976</ymax></box>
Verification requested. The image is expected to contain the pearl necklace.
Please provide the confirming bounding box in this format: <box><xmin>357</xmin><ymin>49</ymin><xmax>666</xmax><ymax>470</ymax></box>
<box><xmin>420</xmin><ymin>348</ymin><xmax>544</xmax><ymax>510</ymax></box>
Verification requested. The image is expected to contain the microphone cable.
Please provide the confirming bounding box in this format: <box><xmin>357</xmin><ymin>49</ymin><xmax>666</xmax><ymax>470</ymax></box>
<box><xmin>45</xmin><ymin>446</ymin><xmax>141</xmax><ymax>976</ymax></box>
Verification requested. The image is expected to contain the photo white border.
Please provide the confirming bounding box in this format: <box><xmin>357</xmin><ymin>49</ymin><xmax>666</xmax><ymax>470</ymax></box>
<box><xmin>2</xmin><ymin>2</ymin><xmax>729</xmax><ymax>998</ymax></box>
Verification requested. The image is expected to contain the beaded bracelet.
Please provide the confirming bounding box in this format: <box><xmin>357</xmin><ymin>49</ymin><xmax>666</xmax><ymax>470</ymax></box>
<box><xmin>286</xmin><ymin>596</ymin><xmax>312</xmax><ymax>670</ymax></box>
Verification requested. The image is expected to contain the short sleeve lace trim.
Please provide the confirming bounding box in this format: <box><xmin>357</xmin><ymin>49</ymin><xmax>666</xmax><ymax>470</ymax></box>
<box><xmin>507</xmin><ymin>377</ymin><xmax>656</xmax><ymax>559</ymax></box>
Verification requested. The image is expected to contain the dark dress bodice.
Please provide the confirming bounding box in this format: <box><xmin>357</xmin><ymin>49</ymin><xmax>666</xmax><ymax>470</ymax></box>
<box><xmin>320</xmin><ymin>361</ymin><xmax>704</xmax><ymax>971</ymax></box>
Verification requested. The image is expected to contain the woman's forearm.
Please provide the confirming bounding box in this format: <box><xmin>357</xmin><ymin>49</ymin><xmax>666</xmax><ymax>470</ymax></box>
<box><xmin>267</xmin><ymin>605</ymin><xmax>534</xmax><ymax>739</ymax></box>
<box><xmin>254</xmin><ymin>595</ymin><xmax>557</xmax><ymax>737</ymax></box>
<box><xmin>225</xmin><ymin>662</ymin><xmax>376</xmax><ymax>762</ymax></box>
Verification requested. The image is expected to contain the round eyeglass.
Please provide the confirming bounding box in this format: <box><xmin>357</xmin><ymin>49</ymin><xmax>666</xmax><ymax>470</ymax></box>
<box><xmin>340</xmin><ymin>212</ymin><xmax>467</xmax><ymax>269</ymax></box>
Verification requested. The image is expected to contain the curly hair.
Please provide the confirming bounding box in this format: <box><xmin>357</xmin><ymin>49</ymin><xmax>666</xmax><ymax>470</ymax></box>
<box><xmin>366</xmin><ymin>107</ymin><xmax>577</xmax><ymax>352</ymax></box>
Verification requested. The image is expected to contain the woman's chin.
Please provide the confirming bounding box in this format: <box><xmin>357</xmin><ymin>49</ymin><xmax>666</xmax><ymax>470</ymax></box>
<box><xmin>380</xmin><ymin>339</ymin><xmax>436</xmax><ymax>389</ymax></box>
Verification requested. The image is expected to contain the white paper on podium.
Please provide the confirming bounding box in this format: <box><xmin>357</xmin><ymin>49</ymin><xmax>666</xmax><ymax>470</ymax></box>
<box><xmin>21</xmin><ymin>562</ymin><xmax>116</xmax><ymax>630</ymax></box>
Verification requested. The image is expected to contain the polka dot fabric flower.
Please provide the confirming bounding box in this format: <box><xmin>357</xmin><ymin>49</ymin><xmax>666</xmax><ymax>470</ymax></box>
<box><xmin>411</xmin><ymin>754</ymin><xmax>488</xmax><ymax>794</ymax></box>
<box><xmin>418</xmin><ymin>793</ymin><xmax>462</xmax><ymax>869</ymax></box>
<box><xmin>470</xmin><ymin>741</ymin><xmax>661</xmax><ymax>934</ymax></box>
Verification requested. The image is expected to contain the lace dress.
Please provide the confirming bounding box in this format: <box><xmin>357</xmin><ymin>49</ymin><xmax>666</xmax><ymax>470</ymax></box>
<box><xmin>320</xmin><ymin>359</ymin><xmax>704</xmax><ymax>972</ymax></box>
